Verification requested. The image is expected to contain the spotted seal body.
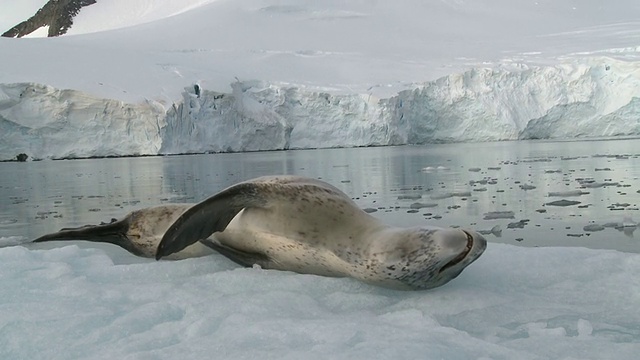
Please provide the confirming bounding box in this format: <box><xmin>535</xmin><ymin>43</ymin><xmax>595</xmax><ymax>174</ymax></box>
<box><xmin>156</xmin><ymin>175</ymin><xmax>487</xmax><ymax>290</ymax></box>
<box><xmin>32</xmin><ymin>204</ymin><xmax>215</xmax><ymax>260</ymax></box>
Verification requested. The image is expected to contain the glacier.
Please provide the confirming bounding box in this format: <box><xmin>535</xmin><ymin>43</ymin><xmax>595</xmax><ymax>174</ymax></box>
<box><xmin>0</xmin><ymin>83</ymin><xmax>166</xmax><ymax>159</ymax></box>
<box><xmin>2</xmin><ymin>57</ymin><xmax>640</xmax><ymax>160</ymax></box>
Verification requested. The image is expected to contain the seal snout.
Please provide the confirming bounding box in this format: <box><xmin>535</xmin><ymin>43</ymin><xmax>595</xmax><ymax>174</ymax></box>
<box><xmin>438</xmin><ymin>230</ymin><xmax>476</xmax><ymax>273</ymax></box>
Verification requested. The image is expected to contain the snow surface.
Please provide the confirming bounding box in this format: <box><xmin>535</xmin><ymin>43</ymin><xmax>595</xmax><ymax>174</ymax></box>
<box><xmin>1</xmin><ymin>240</ymin><xmax>638</xmax><ymax>359</ymax></box>
<box><xmin>67</xmin><ymin>0</ymin><xmax>221</xmax><ymax>35</ymax></box>
<box><xmin>2</xmin><ymin>0</ymin><xmax>640</xmax><ymax>159</ymax></box>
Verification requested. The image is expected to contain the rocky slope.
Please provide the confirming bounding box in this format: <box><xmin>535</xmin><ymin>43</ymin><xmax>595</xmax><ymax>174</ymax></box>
<box><xmin>2</xmin><ymin>0</ymin><xmax>96</xmax><ymax>38</ymax></box>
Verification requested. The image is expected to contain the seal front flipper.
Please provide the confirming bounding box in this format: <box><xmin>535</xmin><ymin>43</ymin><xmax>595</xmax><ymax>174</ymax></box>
<box><xmin>198</xmin><ymin>238</ymin><xmax>270</xmax><ymax>267</ymax></box>
<box><xmin>156</xmin><ymin>182</ymin><xmax>268</xmax><ymax>260</ymax></box>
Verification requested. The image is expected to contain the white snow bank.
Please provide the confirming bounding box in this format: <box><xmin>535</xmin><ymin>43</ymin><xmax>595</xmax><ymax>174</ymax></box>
<box><xmin>0</xmin><ymin>241</ymin><xmax>637</xmax><ymax>359</ymax></box>
<box><xmin>3</xmin><ymin>57</ymin><xmax>640</xmax><ymax>160</ymax></box>
<box><xmin>3</xmin><ymin>0</ymin><xmax>640</xmax><ymax>105</ymax></box>
<box><xmin>67</xmin><ymin>0</ymin><xmax>221</xmax><ymax>35</ymax></box>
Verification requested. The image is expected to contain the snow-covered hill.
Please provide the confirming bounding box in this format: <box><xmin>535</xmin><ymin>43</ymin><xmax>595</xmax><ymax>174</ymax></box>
<box><xmin>2</xmin><ymin>0</ymin><xmax>640</xmax><ymax>160</ymax></box>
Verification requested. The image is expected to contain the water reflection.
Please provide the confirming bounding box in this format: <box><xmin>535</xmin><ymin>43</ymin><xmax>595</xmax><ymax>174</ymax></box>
<box><xmin>1</xmin><ymin>138</ymin><xmax>639</xmax><ymax>253</ymax></box>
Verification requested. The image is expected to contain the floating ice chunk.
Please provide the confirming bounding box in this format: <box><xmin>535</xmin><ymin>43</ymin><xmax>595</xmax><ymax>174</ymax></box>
<box><xmin>398</xmin><ymin>194</ymin><xmax>422</xmax><ymax>200</ymax></box>
<box><xmin>609</xmin><ymin>203</ymin><xmax>631</xmax><ymax>208</ymax></box>
<box><xmin>409</xmin><ymin>202</ymin><xmax>438</xmax><ymax>209</ymax></box>
<box><xmin>620</xmin><ymin>217</ymin><xmax>638</xmax><ymax>228</ymax></box>
<box><xmin>603</xmin><ymin>222</ymin><xmax>622</xmax><ymax>228</ymax></box>
<box><xmin>397</xmin><ymin>194</ymin><xmax>422</xmax><ymax>200</ymax></box>
<box><xmin>579</xmin><ymin>181</ymin><xmax>619</xmax><ymax>188</ymax></box>
<box><xmin>469</xmin><ymin>179</ymin><xmax>487</xmax><ymax>185</ymax></box>
<box><xmin>421</xmin><ymin>166</ymin><xmax>449</xmax><ymax>172</ymax></box>
<box><xmin>478</xmin><ymin>225</ymin><xmax>502</xmax><ymax>237</ymax></box>
<box><xmin>548</xmin><ymin>190</ymin><xmax>589</xmax><ymax>197</ymax></box>
<box><xmin>545</xmin><ymin>199</ymin><xmax>581</xmax><ymax>207</ymax></box>
<box><xmin>430</xmin><ymin>192</ymin><xmax>471</xmax><ymax>200</ymax></box>
<box><xmin>583</xmin><ymin>224</ymin><xmax>605</xmax><ymax>232</ymax></box>
<box><xmin>483</xmin><ymin>211</ymin><xmax>515</xmax><ymax>220</ymax></box>
<box><xmin>507</xmin><ymin>220</ymin><xmax>530</xmax><ymax>229</ymax></box>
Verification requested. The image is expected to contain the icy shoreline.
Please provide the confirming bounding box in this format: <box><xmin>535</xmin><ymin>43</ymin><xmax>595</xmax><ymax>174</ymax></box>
<box><xmin>2</xmin><ymin>57</ymin><xmax>640</xmax><ymax>161</ymax></box>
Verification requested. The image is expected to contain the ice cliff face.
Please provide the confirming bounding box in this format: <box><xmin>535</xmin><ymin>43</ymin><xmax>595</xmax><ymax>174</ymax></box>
<box><xmin>1</xmin><ymin>57</ymin><xmax>639</xmax><ymax>160</ymax></box>
<box><xmin>392</xmin><ymin>58</ymin><xmax>640</xmax><ymax>143</ymax></box>
<box><xmin>0</xmin><ymin>83</ymin><xmax>165</xmax><ymax>160</ymax></box>
<box><xmin>161</xmin><ymin>82</ymin><xmax>291</xmax><ymax>154</ymax></box>
<box><xmin>160</xmin><ymin>81</ymin><xmax>404</xmax><ymax>154</ymax></box>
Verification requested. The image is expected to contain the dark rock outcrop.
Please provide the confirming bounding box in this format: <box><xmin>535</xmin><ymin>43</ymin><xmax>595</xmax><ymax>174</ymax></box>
<box><xmin>2</xmin><ymin>0</ymin><xmax>97</xmax><ymax>38</ymax></box>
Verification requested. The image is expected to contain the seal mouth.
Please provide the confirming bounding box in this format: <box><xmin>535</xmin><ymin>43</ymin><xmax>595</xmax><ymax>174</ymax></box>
<box><xmin>439</xmin><ymin>230</ymin><xmax>474</xmax><ymax>273</ymax></box>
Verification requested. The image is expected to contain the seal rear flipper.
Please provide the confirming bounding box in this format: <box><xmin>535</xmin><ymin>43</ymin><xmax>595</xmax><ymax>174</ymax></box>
<box><xmin>32</xmin><ymin>219</ymin><xmax>144</xmax><ymax>256</ymax></box>
<box><xmin>156</xmin><ymin>182</ymin><xmax>269</xmax><ymax>260</ymax></box>
<box><xmin>198</xmin><ymin>238</ymin><xmax>270</xmax><ymax>267</ymax></box>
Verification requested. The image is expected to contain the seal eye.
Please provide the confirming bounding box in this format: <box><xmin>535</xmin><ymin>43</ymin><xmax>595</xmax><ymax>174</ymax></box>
<box><xmin>439</xmin><ymin>230</ymin><xmax>474</xmax><ymax>273</ymax></box>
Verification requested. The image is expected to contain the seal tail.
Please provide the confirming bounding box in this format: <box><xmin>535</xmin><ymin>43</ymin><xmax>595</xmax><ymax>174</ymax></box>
<box><xmin>32</xmin><ymin>219</ymin><xmax>142</xmax><ymax>256</ymax></box>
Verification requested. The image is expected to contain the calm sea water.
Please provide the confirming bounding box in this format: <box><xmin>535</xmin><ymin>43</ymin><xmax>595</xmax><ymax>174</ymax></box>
<box><xmin>1</xmin><ymin>138</ymin><xmax>639</xmax><ymax>253</ymax></box>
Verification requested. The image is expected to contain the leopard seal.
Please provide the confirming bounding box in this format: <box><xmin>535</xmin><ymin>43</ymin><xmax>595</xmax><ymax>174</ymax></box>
<box><xmin>156</xmin><ymin>175</ymin><xmax>487</xmax><ymax>290</ymax></box>
<box><xmin>32</xmin><ymin>204</ymin><xmax>215</xmax><ymax>260</ymax></box>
